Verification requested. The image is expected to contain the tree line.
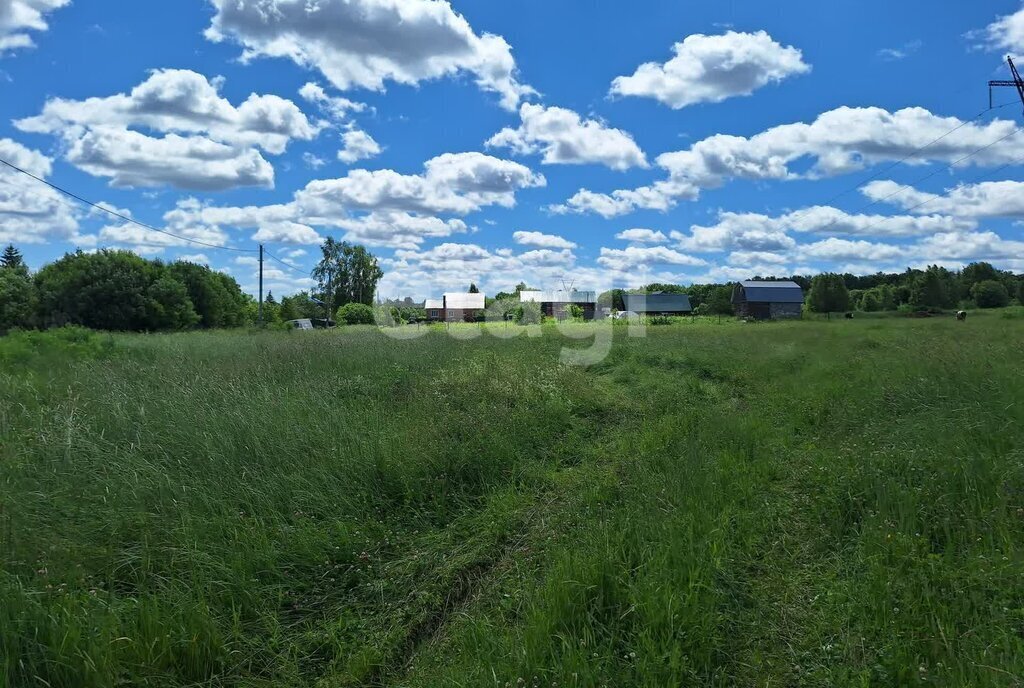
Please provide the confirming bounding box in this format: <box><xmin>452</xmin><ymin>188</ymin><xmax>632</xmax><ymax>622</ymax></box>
<box><xmin>0</xmin><ymin>245</ymin><xmax>255</xmax><ymax>333</ymax></box>
<box><xmin>596</xmin><ymin>262</ymin><xmax>1023</xmax><ymax>316</ymax></box>
<box><xmin>803</xmin><ymin>263</ymin><xmax>1023</xmax><ymax>313</ymax></box>
<box><xmin>4</xmin><ymin>237</ymin><xmax>1021</xmax><ymax>335</ymax></box>
<box><xmin>0</xmin><ymin>239</ymin><xmax>387</xmax><ymax>333</ymax></box>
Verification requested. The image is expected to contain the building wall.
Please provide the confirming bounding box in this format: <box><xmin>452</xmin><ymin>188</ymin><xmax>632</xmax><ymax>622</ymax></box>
<box><xmin>445</xmin><ymin>308</ymin><xmax>482</xmax><ymax>322</ymax></box>
<box><xmin>770</xmin><ymin>302</ymin><xmax>802</xmax><ymax>319</ymax></box>
<box><xmin>542</xmin><ymin>302</ymin><xmax>596</xmax><ymax>320</ymax></box>
<box><xmin>736</xmin><ymin>300</ymin><xmax>802</xmax><ymax>319</ymax></box>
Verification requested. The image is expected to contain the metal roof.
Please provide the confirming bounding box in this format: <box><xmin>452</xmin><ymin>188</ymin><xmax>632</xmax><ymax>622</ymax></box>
<box><xmin>424</xmin><ymin>299</ymin><xmax>444</xmax><ymax>310</ymax></box>
<box><xmin>519</xmin><ymin>290</ymin><xmax>596</xmax><ymax>303</ymax></box>
<box><xmin>622</xmin><ymin>293</ymin><xmax>692</xmax><ymax>313</ymax></box>
<box><xmin>737</xmin><ymin>280</ymin><xmax>804</xmax><ymax>303</ymax></box>
<box><xmin>443</xmin><ymin>292</ymin><xmax>485</xmax><ymax>309</ymax></box>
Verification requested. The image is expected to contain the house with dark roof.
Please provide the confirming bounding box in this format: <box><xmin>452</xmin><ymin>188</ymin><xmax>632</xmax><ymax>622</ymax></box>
<box><xmin>622</xmin><ymin>292</ymin><xmax>692</xmax><ymax>316</ymax></box>
<box><xmin>731</xmin><ymin>280</ymin><xmax>804</xmax><ymax>319</ymax></box>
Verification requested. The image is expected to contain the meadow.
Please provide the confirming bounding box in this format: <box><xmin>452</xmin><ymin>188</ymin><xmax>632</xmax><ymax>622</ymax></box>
<box><xmin>2</xmin><ymin>312</ymin><xmax>1023</xmax><ymax>687</ymax></box>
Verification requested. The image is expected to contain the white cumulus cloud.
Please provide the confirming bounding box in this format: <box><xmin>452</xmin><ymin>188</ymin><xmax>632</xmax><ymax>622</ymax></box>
<box><xmin>165</xmin><ymin>152</ymin><xmax>540</xmax><ymax>249</ymax></box>
<box><xmin>338</xmin><ymin>129</ymin><xmax>382</xmax><ymax>164</ymax></box>
<box><xmin>63</xmin><ymin>127</ymin><xmax>275</xmax><ymax>191</ymax></box>
<box><xmin>487</xmin><ymin>103</ymin><xmax>647</xmax><ymax>170</ymax></box>
<box><xmin>0</xmin><ymin>0</ymin><xmax>69</xmax><ymax>53</ymax></box>
<box><xmin>596</xmin><ymin>246</ymin><xmax>706</xmax><ymax>271</ymax></box>
<box><xmin>15</xmin><ymin>69</ymin><xmax>321</xmax><ymax>190</ymax></box>
<box><xmin>205</xmin><ymin>0</ymin><xmax>533</xmax><ymax>110</ymax></box>
<box><xmin>0</xmin><ymin>137</ymin><xmax>81</xmax><ymax>244</ymax></box>
<box><xmin>969</xmin><ymin>5</ymin><xmax>1024</xmax><ymax>54</ymax></box>
<box><xmin>614</xmin><ymin>228</ymin><xmax>668</xmax><ymax>244</ymax></box>
<box><xmin>512</xmin><ymin>230</ymin><xmax>576</xmax><ymax>249</ymax></box>
<box><xmin>860</xmin><ymin>179</ymin><xmax>1024</xmax><ymax>218</ymax></box>
<box><xmin>556</xmin><ymin>106</ymin><xmax>1024</xmax><ymax>217</ymax></box>
<box><xmin>609</xmin><ymin>30</ymin><xmax>809</xmax><ymax>109</ymax></box>
<box><xmin>18</xmin><ymin>69</ymin><xmax>321</xmax><ymax>154</ymax></box>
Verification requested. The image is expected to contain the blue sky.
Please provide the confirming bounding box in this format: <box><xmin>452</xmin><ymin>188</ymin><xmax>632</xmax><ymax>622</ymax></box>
<box><xmin>2</xmin><ymin>0</ymin><xmax>1024</xmax><ymax>299</ymax></box>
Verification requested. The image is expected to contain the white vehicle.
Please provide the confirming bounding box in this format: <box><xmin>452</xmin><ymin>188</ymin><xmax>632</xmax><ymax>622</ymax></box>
<box><xmin>613</xmin><ymin>310</ymin><xmax>639</xmax><ymax>320</ymax></box>
<box><xmin>286</xmin><ymin>318</ymin><xmax>314</xmax><ymax>330</ymax></box>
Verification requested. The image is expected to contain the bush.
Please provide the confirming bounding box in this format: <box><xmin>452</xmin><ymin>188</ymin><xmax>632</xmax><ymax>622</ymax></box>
<box><xmin>337</xmin><ymin>302</ymin><xmax>375</xmax><ymax>325</ymax></box>
<box><xmin>515</xmin><ymin>301</ymin><xmax>542</xmax><ymax>325</ymax></box>
<box><xmin>0</xmin><ymin>326</ymin><xmax>115</xmax><ymax>365</ymax></box>
<box><xmin>859</xmin><ymin>290</ymin><xmax>881</xmax><ymax>312</ymax></box>
<box><xmin>972</xmin><ymin>280</ymin><xmax>1010</xmax><ymax>309</ymax></box>
<box><xmin>32</xmin><ymin>250</ymin><xmax>232</xmax><ymax>332</ymax></box>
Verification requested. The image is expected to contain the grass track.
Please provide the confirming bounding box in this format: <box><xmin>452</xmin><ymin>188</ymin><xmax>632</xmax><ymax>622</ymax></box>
<box><xmin>2</xmin><ymin>313</ymin><xmax>1023</xmax><ymax>686</ymax></box>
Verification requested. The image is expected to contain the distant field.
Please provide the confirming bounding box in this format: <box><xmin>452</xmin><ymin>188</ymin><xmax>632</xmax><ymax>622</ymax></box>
<box><xmin>2</xmin><ymin>313</ymin><xmax>1024</xmax><ymax>687</ymax></box>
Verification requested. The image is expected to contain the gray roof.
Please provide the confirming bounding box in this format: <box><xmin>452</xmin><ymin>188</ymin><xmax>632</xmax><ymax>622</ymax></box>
<box><xmin>622</xmin><ymin>293</ymin><xmax>692</xmax><ymax>313</ymax></box>
<box><xmin>737</xmin><ymin>280</ymin><xmax>804</xmax><ymax>303</ymax></box>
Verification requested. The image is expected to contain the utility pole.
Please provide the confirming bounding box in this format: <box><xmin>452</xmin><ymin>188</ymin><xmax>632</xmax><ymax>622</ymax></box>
<box><xmin>988</xmin><ymin>56</ymin><xmax>1024</xmax><ymax>112</ymax></box>
<box><xmin>258</xmin><ymin>243</ymin><xmax>264</xmax><ymax>326</ymax></box>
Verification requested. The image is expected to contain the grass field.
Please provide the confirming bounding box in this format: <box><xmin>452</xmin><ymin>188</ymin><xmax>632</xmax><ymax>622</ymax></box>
<box><xmin>2</xmin><ymin>313</ymin><xmax>1024</xmax><ymax>687</ymax></box>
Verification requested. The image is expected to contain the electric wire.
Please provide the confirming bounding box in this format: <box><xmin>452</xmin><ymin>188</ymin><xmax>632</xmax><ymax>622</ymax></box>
<box><xmin>0</xmin><ymin>156</ymin><xmax>257</xmax><ymax>253</ymax></box>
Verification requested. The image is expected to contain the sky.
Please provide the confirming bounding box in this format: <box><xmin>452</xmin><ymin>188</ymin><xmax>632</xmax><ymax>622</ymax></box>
<box><xmin>2</xmin><ymin>0</ymin><xmax>1024</xmax><ymax>299</ymax></box>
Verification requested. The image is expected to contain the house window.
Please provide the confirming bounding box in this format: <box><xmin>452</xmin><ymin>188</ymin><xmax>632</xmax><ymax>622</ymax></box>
<box><xmin>429</xmin><ymin>309</ymin><xmax>438</xmax><ymax>317</ymax></box>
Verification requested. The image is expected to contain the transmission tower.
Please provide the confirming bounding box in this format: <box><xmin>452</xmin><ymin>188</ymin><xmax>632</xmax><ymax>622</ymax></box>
<box><xmin>989</xmin><ymin>55</ymin><xmax>1024</xmax><ymax>112</ymax></box>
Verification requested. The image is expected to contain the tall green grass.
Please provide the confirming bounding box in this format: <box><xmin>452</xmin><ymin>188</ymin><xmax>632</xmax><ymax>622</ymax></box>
<box><xmin>2</xmin><ymin>316</ymin><xmax>1023</xmax><ymax>686</ymax></box>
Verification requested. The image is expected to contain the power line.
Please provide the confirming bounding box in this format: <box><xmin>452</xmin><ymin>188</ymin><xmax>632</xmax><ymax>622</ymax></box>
<box><xmin>263</xmin><ymin>248</ymin><xmax>309</xmax><ymax>276</ymax></box>
<box><xmin>808</xmin><ymin>101</ymin><xmax>1018</xmax><ymax>212</ymax></box>
<box><xmin>851</xmin><ymin>128</ymin><xmax>1019</xmax><ymax>210</ymax></box>
<box><xmin>0</xmin><ymin>156</ymin><xmax>257</xmax><ymax>253</ymax></box>
<box><xmin>848</xmin><ymin>152</ymin><xmax>1024</xmax><ymax>237</ymax></box>
<box><xmin>808</xmin><ymin>122</ymin><xmax>1022</xmax><ymax>234</ymax></box>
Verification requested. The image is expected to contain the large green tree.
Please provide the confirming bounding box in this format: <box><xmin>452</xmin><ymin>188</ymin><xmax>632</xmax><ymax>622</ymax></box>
<box><xmin>311</xmin><ymin>239</ymin><xmax>383</xmax><ymax>313</ymax></box>
<box><xmin>146</xmin><ymin>276</ymin><xmax>200</xmax><ymax>330</ymax></box>
<box><xmin>911</xmin><ymin>265</ymin><xmax>954</xmax><ymax>311</ymax></box>
<box><xmin>279</xmin><ymin>291</ymin><xmax>323</xmax><ymax>321</ymax></box>
<box><xmin>960</xmin><ymin>262</ymin><xmax>1000</xmax><ymax>295</ymax></box>
<box><xmin>34</xmin><ymin>250</ymin><xmax>198</xmax><ymax>331</ymax></box>
<box><xmin>1</xmin><ymin>244</ymin><xmax>28</xmax><ymax>276</ymax></box>
<box><xmin>0</xmin><ymin>268</ymin><xmax>35</xmax><ymax>331</ymax></box>
<box><xmin>168</xmin><ymin>261</ymin><xmax>247</xmax><ymax>328</ymax></box>
<box><xmin>807</xmin><ymin>273</ymin><xmax>851</xmax><ymax>313</ymax></box>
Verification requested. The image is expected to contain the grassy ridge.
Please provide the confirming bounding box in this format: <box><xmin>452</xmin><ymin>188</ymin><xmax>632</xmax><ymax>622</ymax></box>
<box><xmin>2</xmin><ymin>315</ymin><xmax>1023</xmax><ymax>686</ymax></box>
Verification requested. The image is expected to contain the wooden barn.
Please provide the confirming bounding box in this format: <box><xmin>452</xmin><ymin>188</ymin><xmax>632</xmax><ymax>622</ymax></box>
<box><xmin>731</xmin><ymin>280</ymin><xmax>804</xmax><ymax>319</ymax></box>
<box><xmin>621</xmin><ymin>292</ymin><xmax>692</xmax><ymax>316</ymax></box>
<box><xmin>519</xmin><ymin>290</ymin><xmax>597</xmax><ymax>320</ymax></box>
